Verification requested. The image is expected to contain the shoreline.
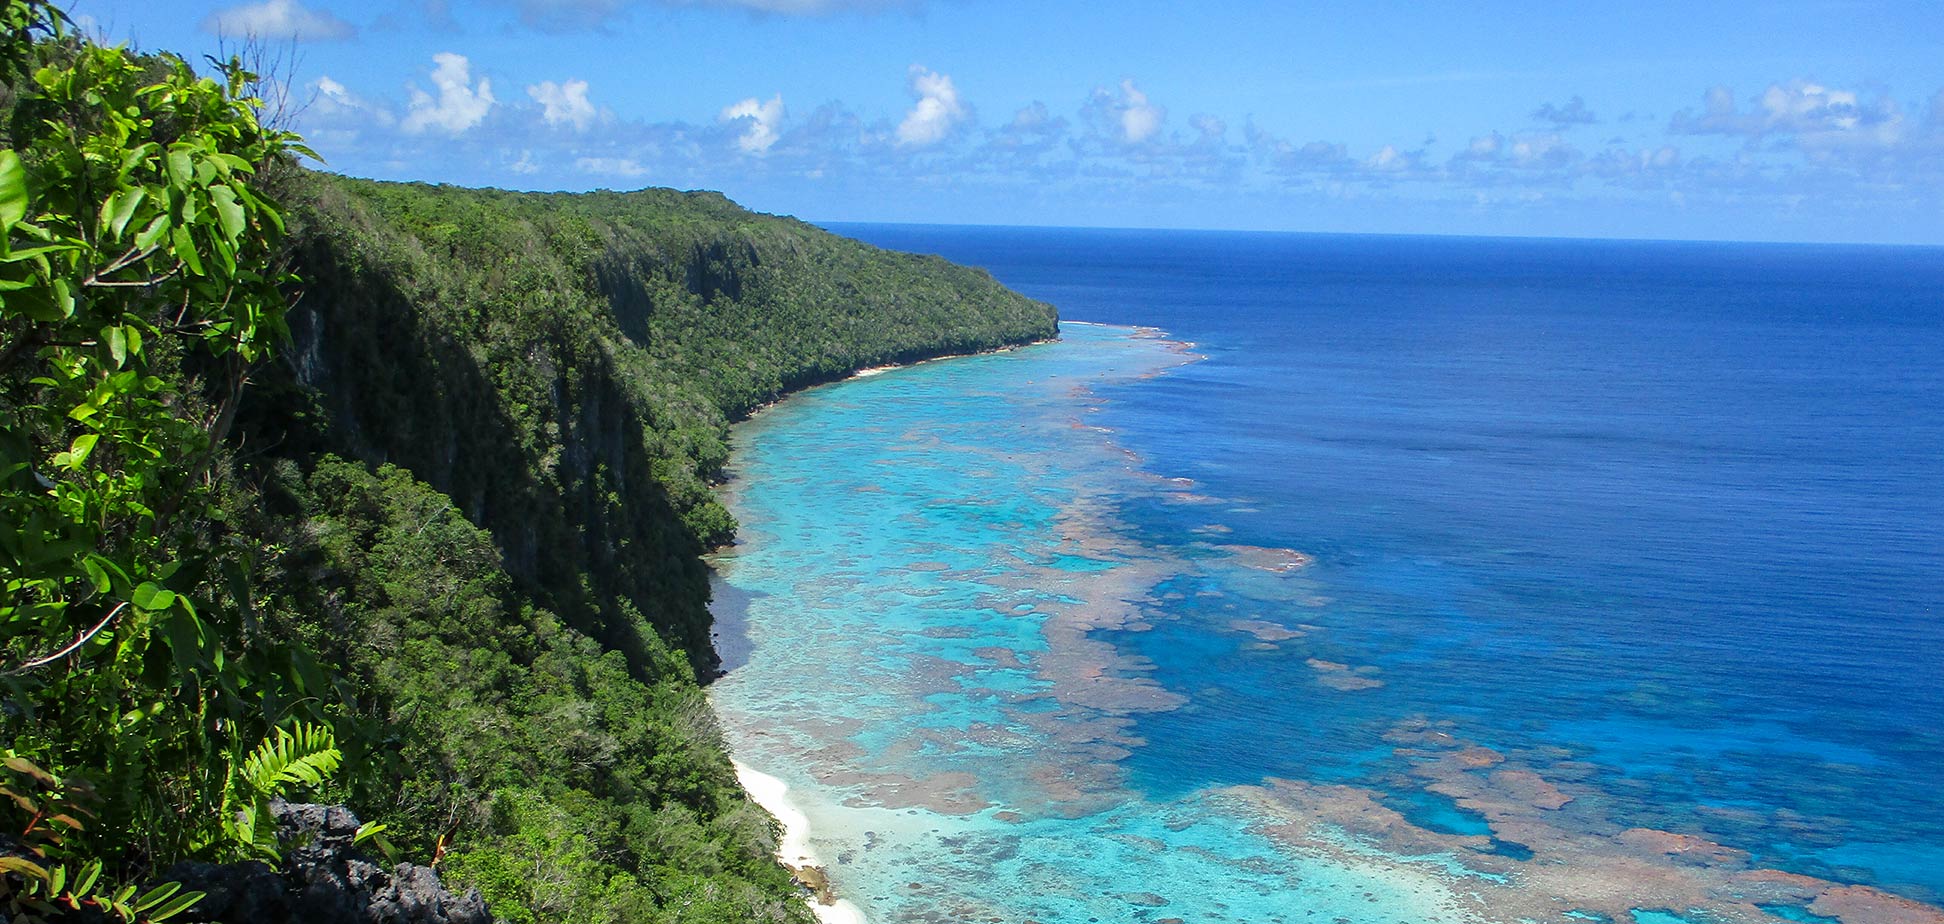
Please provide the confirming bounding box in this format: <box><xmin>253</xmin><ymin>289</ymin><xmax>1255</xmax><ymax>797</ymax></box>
<box><xmin>731</xmin><ymin>762</ymin><xmax>869</xmax><ymax>924</ymax></box>
<box><xmin>734</xmin><ymin>334</ymin><xmax>1061</xmax><ymax>423</ymax></box>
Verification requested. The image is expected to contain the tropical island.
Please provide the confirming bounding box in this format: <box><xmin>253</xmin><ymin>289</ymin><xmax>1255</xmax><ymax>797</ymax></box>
<box><xmin>0</xmin><ymin>3</ymin><xmax>1055</xmax><ymax>920</ymax></box>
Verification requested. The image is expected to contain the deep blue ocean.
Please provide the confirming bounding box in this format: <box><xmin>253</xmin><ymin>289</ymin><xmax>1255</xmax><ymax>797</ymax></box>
<box><xmin>712</xmin><ymin>225</ymin><xmax>1944</xmax><ymax>923</ymax></box>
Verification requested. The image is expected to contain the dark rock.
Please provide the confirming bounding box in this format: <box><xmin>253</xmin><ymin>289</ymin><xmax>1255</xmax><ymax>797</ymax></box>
<box><xmin>161</xmin><ymin>803</ymin><xmax>489</xmax><ymax>924</ymax></box>
<box><xmin>157</xmin><ymin>860</ymin><xmax>291</xmax><ymax>921</ymax></box>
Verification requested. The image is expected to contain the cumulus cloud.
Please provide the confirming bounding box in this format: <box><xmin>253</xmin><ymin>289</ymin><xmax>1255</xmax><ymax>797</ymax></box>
<box><xmin>1508</xmin><ymin>133</ymin><xmax>1576</xmax><ymax>168</ymax></box>
<box><xmin>403</xmin><ymin>53</ymin><xmax>495</xmax><ymax>135</ymax></box>
<box><xmin>528</xmin><ymin>79</ymin><xmax>598</xmax><ymax>131</ymax></box>
<box><xmin>1367</xmin><ymin>144</ymin><xmax>1411</xmax><ymax>171</ymax></box>
<box><xmin>315</xmin><ymin>76</ymin><xmax>354</xmax><ymax>106</ymax></box>
<box><xmin>200</xmin><ymin>0</ymin><xmax>355</xmax><ymax>41</ymax></box>
<box><xmin>1080</xmin><ymin>79</ymin><xmax>1167</xmax><ymax>146</ymax></box>
<box><xmin>896</xmin><ymin>66</ymin><xmax>967</xmax><ymax>147</ymax></box>
<box><xmin>300</xmin><ymin>74</ymin><xmax>394</xmax><ymax>146</ymax></box>
<box><xmin>1532</xmin><ymin>96</ymin><xmax>1597</xmax><ymax>126</ymax></box>
<box><xmin>1117</xmin><ymin>80</ymin><xmax>1163</xmax><ymax>142</ymax></box>
<box><xmin>720</xmin><ymin>94</ymin><xmax>786</xmax><ymax>153</ymax></box>
<box><xmin>1458</xmin><ymin>131</ymin><xmax>1504</xmax><ymax>160</ymax></box>
<box><xmin>1670</xmin><ymin>81</ymin><xmax>1903</xmax><ymax>148</ymax></box>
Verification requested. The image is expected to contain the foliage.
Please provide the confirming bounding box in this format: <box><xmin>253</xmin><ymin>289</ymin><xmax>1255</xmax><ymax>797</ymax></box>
<box><xmin>214</xmin><ymin>722</ymin><xmax>344</xmax><ymax>861</ymax></box>
<box><xmin>0</xmin><ymin>0</ymin><xmax>336</xmax><ymax>895</ymax></box>
<box><xmin>0</xmin><ymin>755</ymin><xmax>203</xmax><ymax>922</ymax></box>
<box><xmin>240</xmin><ymin>457</ymin><xmax>809</xmax><ymax>923</ymax></box>
<box><xmin>273</xmin><ymin>174</ymin><xmax>1057</xmax><ymax>677</ymax></box>
<box><xmin>222</xmin><ymin>175</ymin><xmax>1053</xmax><ymax>922</ymax></box>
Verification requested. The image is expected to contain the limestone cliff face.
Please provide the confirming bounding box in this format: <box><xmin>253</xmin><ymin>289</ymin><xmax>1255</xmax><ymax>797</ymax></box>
<box><xmin>260</xmin><ymin>173</ymin><xmax>1057</xmax><ymax>677</ymax></box>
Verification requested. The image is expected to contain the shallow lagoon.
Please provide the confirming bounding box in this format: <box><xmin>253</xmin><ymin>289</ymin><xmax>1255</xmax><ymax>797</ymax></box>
<box><xmin>711</xmin><ymin>230</ymin><xmax>1944</xmax><ymax>923</ymax></box>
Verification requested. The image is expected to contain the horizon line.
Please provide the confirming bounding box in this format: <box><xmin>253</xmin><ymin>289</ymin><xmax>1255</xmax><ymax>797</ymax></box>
<box><xmin>809</xmin><ymin>217</ymin><xmax>1944</xmax><ymax>251</ymax></box>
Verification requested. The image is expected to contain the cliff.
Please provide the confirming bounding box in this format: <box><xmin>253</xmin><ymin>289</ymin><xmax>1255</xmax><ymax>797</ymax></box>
<box><xmin>219</xmin><ymin>172</ymin><xmax>1057</xmax><ymax>922</ymax></box>
<box><xmin>267</xmin><ymin>174</ymin><xmax>1056</xmax><ymax>675</ymax></box>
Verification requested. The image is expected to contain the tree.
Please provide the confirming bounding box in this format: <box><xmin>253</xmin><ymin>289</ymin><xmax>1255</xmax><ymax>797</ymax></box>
<box><xmin>0</xmin><ymin>0</ymin><xmax>336</xmax><ymax>884</ymax></box>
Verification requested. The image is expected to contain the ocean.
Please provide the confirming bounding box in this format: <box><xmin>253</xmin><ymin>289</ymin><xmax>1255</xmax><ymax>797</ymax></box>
<box><xmin>707</xmin><ymin>226</ymin><xmax>1944</xmax><ymax>924</ymax></box>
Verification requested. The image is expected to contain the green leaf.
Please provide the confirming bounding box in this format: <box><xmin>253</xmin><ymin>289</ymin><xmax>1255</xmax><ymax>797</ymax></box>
<box><xmin>241</xmin><ymin>723</ymin><xmax>342</xmax><ymax>795</ymax></box>
<box><xmin>165</xmin><ymin>148</ymin><xmax>193</xmax><ymax>186</ymax></box>
<box><xmin>133</xmin><ymin>213</ymin><xmax>169</xmax><ymax>250</ymax></box>
<box><xmin>69</xmin><ymin>433</ymin><xmax>99</xmax><ymax>467</ymax></box>
<box><xmin>0</xmin><ymin>856</ymin><xmax>49</xmax><ymax>883</ymax></box>
<box><xmin>146</xmin><ymin>890</ymin><xmax>206</xmax><ymax>922</ymax></box>
<box><xmin>210</xmin><ymin>185</ymin><xmax>245</xmax><ymax>241</ymax></box>
<box><xmin>107</xmin><ymin>186</ymin><xmax>146</xmax><ymax>238</ymax></box>
<box><xmin>51</xmin><ymin>275</ymin><xmax>73</xmax><ymax>316</ymax></box>
<box><xmin>0</xmin><ymin>243</ymin><xmax>79</xmax><ymax>262</ymax></box>
<box><xmin>0</xmin><ymin>150</ymin><xmax>28</xmax><ymax>227</ymax></box>
<box><xmin>171</xmin><ymin>224</ymin><xmax>202</xmax><ymax>275</ymax></box>
<box><xmin>73</xmin><ymin>860</ymin><xmax>99</xmax><ymax>897</ymax></box>
<box><xmin>104</xmin><ymin>325</ymin><xmax>126</xmax><ymax>365</ymax></box>
<box><xmin>82</xmin><ymin>556</ymin><xmax>112</xmax><ymax>593</ymax></box>
<box><xmin>133</xmin><ymin>882</ymin><xmax>180</xmax><ymax>912</ymax></box>
<box><xmin>131</xmin><ymin>582</ymin><xmax>176</xmax><ymax>612</ymax></box>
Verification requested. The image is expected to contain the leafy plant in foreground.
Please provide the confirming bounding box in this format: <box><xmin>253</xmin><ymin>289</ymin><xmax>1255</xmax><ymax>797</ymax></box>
<box><xmin>0</xmin><ymin>0</ymin><xmax>337</xmax><ymax>887</ymax></box>
<box><xmin>0</xmin><ymin>755</ymin><xmax>202</xmax><ymax>922</ymax></box>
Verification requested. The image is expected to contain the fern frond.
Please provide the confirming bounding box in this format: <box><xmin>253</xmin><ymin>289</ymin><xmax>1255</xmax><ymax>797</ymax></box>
<box><xmin>239</xmin><ymin>723</ymin><xmax>342</xmax><ymax>796</ymax></box>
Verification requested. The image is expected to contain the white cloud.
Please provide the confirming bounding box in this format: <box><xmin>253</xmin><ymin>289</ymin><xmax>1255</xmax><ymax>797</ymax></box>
<box><xmin>201</xmin><ymin>0</ymin><xmax>355</xmax><ymax>40</ymax></box>
<box><xmin>719</xmin><ymin>94</ymin><xmax>786</xmax><ymax>153</ymax></box>
<box><xmin>1368</xmin><ymin>144</ymin><xmax>1408</xmax><ymax>171</ymax></box>
<box><xmin>1081</xmin><ymin>79</ymin><xmax>1166</xmax><ymax>146</ymax></box>
<box><xmin>403</xmin><ymin>53</ymin><xmax>495</xmax><ymax>135</ymax></box>
<box><xmin>528</xmin><ymin>79</ymin><xmax>598</xmax><ymax>131</ymax></box>
<box><xmin>1508</xmin><ymin>133</ymin><xmax>1574</xmax><ymax>167</ymax></box>
<box><xmin>1671</xmin><ymin>81</ymin><xmax>1903</xmax><ymax>148</ymax></box>
<box><xmin>896</xmin><ymin>66</ymin><xmax>967</xmax><ymax>147</ymax></box>
<box><xmin>1118</xmin><ymin>80</ymin><xmax>1163</xmax><ymax>143</ymax></box>
<box><xmin>1460</xmin><ymin>132</ymin><xmax>1503</xmax><ymax>159</ymax></box>
<box><xmin>576</xmin><ymin>156</ymin><xmax>648</xmax><ymax>177</ymax></box>
<box><xmin>305</xmin><ymin>74</ymin><xmax>393</xmax><ymax>126</ymax></box>
<box><xmin>315</xmin><ymin>75</ymin><xmax>352</xmax><ymax>105</ymax></box>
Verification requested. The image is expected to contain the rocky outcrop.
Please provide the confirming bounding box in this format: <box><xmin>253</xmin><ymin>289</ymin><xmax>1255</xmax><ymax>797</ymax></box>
<box><xmin>161</xmin><ymin>802</ymin><xmax>488</xmax><ymax>924</ymax></box>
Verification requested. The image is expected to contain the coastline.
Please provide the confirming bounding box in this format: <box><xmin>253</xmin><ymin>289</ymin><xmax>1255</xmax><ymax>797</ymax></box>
<box><xmin>731</xmin><ymin>762</ymin><xmax>869</xmax><ymax>924</ymax></box>
<box><xmin>734</xmin><ymin>334</ymin><xmax>1060</xmax><ymax>422</ymax></box>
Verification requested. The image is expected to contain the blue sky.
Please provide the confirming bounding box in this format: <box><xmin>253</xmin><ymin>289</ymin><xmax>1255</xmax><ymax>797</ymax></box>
<box><xmin>72</xmin><ymin>0</ymin><xmax>1944</xmax><ymax>242</ymax></box>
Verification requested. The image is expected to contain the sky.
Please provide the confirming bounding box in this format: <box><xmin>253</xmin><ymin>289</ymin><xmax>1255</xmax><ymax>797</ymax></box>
<box><xmin>69</xmin><ymin>0</ymin><xmax>1944</xmax><ymax>243</ymax></box>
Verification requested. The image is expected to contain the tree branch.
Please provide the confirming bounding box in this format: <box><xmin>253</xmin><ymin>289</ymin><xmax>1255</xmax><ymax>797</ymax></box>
<box><xmin>1</xmin><ymin>602</ymin><xmax>129</xmax><ymax>676</ymax></box>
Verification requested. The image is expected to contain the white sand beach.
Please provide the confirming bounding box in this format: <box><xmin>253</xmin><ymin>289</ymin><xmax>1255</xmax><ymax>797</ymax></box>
<box><xmin>732</xmin><ymin>762</ymin><xmax>869</xmax><ymax>924</ymax></box>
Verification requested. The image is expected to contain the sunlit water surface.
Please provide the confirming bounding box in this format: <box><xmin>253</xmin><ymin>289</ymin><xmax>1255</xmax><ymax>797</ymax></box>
<box><xmin>709</xmin><ymin>228</ymin><xmax>1944</xmax><ymax>924</ymax></box>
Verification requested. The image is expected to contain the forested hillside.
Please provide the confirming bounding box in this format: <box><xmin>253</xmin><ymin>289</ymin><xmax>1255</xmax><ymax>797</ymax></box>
<box><xmin>251</xmin><ymin>176</ymin><xmax>1058</xmax><ymax>921</ymax></box>
<box><xmin>0</xmin><ymin>4</ymin><xmax>1057</xmax><ymax>919</ymax></box>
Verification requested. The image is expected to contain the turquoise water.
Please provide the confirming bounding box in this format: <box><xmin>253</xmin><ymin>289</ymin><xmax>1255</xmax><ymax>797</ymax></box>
<box><xmin>710</xmin><ymin>229</ymin><xmax>1944</xmax><ymax>924</ymax></box>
